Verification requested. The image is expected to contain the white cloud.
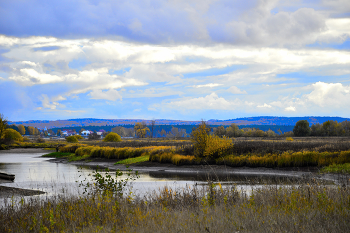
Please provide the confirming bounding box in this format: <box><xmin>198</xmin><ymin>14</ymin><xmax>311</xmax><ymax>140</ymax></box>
<box><xmin>89</xmin><ymin>89</ymin><xmax>122</xmax><ymax>101</ymax></box>
<box><xmin>52</xmin><ymin>95</ymin><xmax>66</xmax><ymax>101</ymax></box>
<box><xmin>257</xmin><ymin>103</ymin><xmax>272</xmax><ymax>108</ymax></box>
<box><xmin>10</xmin><ymin>68</ymin><xmax>62</xmax><ymax>85</ymax></box>
<box><xmin>305</xmin><ymin>82</ymin><xmax>350</xmax><ymax>108</ymax></box>
<box><xmin>39</xmin><ymin>94</ymin><xmax>59</xmax><ymax>110</ymax></box>
<box><xmin>227</xmin><ymin>86</ymin><xmax>247</xmax><ymax>94</ymax></box>
<box><xmin>163</xmin><ymin>93</ymin><xmax>236</xmax><ymax>110</ymax></box>
<box><xmin>285</xmin><ymin>106</ymin><xmax>296</xmax><ymax>112</ymax></box>
<box><xmin>193</xmin><ymin>83</ymin><xmax>223</xmax><ymax>88</ymax></box>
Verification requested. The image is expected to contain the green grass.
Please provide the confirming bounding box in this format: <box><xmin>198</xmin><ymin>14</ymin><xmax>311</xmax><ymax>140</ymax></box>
<box><xmin>42</xmin><ymin>152</ymin><xmax>90</xmax><ymax>162</ymax></box>
<box><xmin>321</xmin><ymin>163</ymin><xmax>350</xmax><ymax>174</ymax></box>
<box><xmin>42</xmin><ymin>152</ymin><xmax>74</xmax><ymax>158</ymax></box>
<box><xmin>115</xmin><ymin>155</ymin><xmax>150</xmax><ymax>165</ymax></box>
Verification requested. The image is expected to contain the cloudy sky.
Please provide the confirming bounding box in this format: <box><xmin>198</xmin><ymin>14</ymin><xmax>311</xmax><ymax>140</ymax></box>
<box><xmin>0</xmin><ymin>0</ymin><xmax>350</xmax><ymax>121</ymax></box>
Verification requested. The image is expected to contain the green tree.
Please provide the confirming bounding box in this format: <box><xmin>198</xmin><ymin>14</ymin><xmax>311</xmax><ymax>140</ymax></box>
<box><xmin>293</xmin><ymin>120</ymin><xmax>311</xmax><ymax>137</ymax></box>
<box><xmin>103</xmin><ymin>132</ymin><xmax>122</xmax><ymax>142</ymax></box>
<box><xmin>310</xmin><ymin>123</ymin><xmax>323</xmax><ymax>136</ymax></box>
<box><xmin>191</xmin><ymin>121</ymin><xmax>211</xmax><ymax>157</ymax></box>
<box><xmin>17</xmin><ymin>125</ymin><xmax>26</xmax><ymax>135</ymax></box>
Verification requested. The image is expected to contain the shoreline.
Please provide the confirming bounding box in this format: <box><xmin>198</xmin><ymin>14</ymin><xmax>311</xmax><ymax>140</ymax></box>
<box><xmin>0</xmin><ymin>148</ymin><xmax>49</xmax><ymax>197</ymax></box>
<box><xmin>47</xmin><ymin>156</ymin><xmax>341</xmax><ymax>183</ymax></box>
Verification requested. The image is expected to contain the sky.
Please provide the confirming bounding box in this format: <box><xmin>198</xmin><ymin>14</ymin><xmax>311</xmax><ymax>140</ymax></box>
<box><xmin>0</xmin><ymin>0</ymin><xmax>350</xmax><ymax>121</ymax></box>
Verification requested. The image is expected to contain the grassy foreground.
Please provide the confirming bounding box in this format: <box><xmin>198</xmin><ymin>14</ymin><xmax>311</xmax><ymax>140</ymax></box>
<box><xmin>0</xmin><ymin>179</ymin><xmax>349</xmax><ymax>233</ymax></box>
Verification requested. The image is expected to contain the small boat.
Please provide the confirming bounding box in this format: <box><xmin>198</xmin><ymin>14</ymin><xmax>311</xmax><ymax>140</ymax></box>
<box><xmin>0</xmin><ymin>171</ymin><xmax>15</xmax><ymax>181</ymax></box>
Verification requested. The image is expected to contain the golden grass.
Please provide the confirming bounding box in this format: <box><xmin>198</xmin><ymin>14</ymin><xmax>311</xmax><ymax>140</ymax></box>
<box><xmin>1</xmin><ymin>180</ymin><xmax>349</xmax><ymax>232</ymax></box>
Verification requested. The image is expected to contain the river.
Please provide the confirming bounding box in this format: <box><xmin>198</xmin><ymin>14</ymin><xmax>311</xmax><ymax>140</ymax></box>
<box><xmin>0</xmin><ymin>149</ymin><xmax>336</xmax><ymax>204</ymax></box>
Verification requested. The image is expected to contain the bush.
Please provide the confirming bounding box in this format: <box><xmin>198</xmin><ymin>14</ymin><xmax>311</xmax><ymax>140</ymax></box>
<box><xmin>204</xmin><ymin>135</ymin><xmax>233</xmax><ymax>159</ymax></box>
<box><xmin>103</xmin><ymin>132</ymin><xmax>122</xmax><ymax>142</ymax></box>
<box><xmin>75</xmin><ymin>135</ymin><xmax>84</xmax><ymax>140</ymax></box>
<box><xmin>36</xmin><ymin>137</ymin><xmax>45</xmax><ymax>143</ymax></box>
<box><xmin>66</xmin><ymin>136</ymin><xmax>79</xmax><ymax>143</ymax></box>
<box><xmin>2</xmin><ymin>128</ymin><xmax>23</xmax><ymax>142</ymax></box>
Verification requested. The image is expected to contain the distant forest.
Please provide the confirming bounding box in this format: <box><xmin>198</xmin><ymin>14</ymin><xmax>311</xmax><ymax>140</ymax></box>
<box><xmin>48</xmin><ymin>124</ymin><xmax>294</xmax><ymax>138</ymax></box>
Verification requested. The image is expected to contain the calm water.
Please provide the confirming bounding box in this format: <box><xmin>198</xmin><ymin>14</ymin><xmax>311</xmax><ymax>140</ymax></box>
<box><xmin>0</xmin><ymin>150</ymin><xmax>331</xmax><ymax>203</ymax></box>
<box><xmin>0</xmin><ymin>151</ymin><xmax>202</xmax><ymax>199</ymax></box>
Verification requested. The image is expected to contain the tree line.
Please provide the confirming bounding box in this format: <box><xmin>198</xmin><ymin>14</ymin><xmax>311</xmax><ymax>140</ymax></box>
<box><xmin>293</xmin><ymin>120</ymin><xmax>350</xmax><ymax>137</ymax></box>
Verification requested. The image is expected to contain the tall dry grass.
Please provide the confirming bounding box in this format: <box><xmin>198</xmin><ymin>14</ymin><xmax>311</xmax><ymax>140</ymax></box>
<box><xmin>1</xmin><ymin>178</ymin><xmax>349</xmax><ymax>233</ymax></box>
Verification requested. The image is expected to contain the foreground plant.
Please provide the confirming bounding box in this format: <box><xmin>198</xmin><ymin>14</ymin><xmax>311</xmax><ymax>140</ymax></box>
<box><xmin>1</xmin><ymin>177</ymin><xmax>349</xmax><ymax>233</ymax></box>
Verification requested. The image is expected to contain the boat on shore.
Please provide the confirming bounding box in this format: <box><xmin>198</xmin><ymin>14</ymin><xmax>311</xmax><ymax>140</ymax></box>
<box><xmin>0</xmin><ymin>171</ymin><xmax>15</xmax><ymax>181</ymax></box>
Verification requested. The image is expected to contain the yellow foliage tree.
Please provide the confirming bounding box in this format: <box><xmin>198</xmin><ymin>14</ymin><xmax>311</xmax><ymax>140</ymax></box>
<box><xmin>3</xmin><ymin>128</ymin><xmax>23</xmax><ymax>142</ymax></box>
<box><xmin>17</xmin><ymin>125</ymin><xmax>26</xmax><ymax>135</ymax></box>
<box><xmin>27</xmin><ymin>126</ymin><xmax>35</xmax><ymax>135</ymax></box>
<box><xmin>0</xmin><ymin>114</ymin><xmax>8</xmax><ymax>139</ymax></box>
<box><xmin>134</xmin><ymin>122</ymin><xmax>150</xmax><ymax>138</ymax></box>
<box><xmin>190</xmin><ymin>121</ymin><xmax>211</xmax><ymax>157</ymax></box>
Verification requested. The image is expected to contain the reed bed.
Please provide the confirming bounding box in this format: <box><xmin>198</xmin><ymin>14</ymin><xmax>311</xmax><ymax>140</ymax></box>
<box><xmin>1</xmin><ymin>179</ymin><xmax>349</xmax><ymax>232</ymax></box>
<box><xmin>217</xmin><ymin>150</ymin><xmax>350</xmax><ymax>168</ymax></box>
<box><xmin>72</xmin><ymin>145</ymin><xmax>175</xmax><ymax>160</ymax></box>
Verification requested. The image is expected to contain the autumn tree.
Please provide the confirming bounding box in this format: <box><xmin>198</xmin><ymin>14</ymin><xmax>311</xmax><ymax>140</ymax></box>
<box><xmin>27</xmin><ymin>126</ymin><xmax>35</xmax><ymax>135</ymax></box>
<box><xmin>322</xmin><ymin>120</ymin><xmax>342</xmax><ymax>136</ymax></box>
<box><xmin>0</xmin><ymin>114</ymin><xmax>8</xmax><ymax>139</ymax></box>
<box><xmin>3</xmin><ymin>128</ymin><xmax>23</xmax><ymax>142</ymax></box>
<box><xmin>191</xmin><ymin>121</ymin><xmax>211</xmax><ymax>157</ymax></box>
<box><xmin>214</xmin><ymin>126</ymin><xmax>226</xmax><ymax>137</ymax></box>
<box><xmin>17</xmin><ymin>125</ymin><xmax>26</xmax><ymax>135</ymax></box>
<box><xmin>226</xmin><ymin>124</ymin><xmax>243</xmax><ymax>137</ymax></box>
<box><xmin>134</xmin><ymin>122</ymin><xmax>150</xmax><ymax>138</ymax></box>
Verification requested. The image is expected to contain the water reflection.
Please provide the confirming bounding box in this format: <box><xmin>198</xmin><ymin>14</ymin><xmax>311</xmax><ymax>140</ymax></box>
<box><xmin>0</xmin><ymin>150</ymin><xmax>335</xmax><ymax>204</ymax></box>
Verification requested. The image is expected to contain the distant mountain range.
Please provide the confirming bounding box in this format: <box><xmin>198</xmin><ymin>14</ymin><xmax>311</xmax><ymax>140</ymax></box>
<box><xmin>9</xmin><ymin>116</ymin><xmax>350</xmax><ymax>129</ymax></box>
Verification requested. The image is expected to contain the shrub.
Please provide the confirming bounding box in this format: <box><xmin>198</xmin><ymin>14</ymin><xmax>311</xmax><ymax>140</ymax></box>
<box><xmin>204</xmin><ymin>135</ymin><xmax>233</xmax><ymax>159</ymax></box>
<box><xmin>2</xmin><ymin>128</ymin><xmax>23</xmax><ymax>142</ymax></box>
<box><xmin>36</xmin><ymin>137</ymin><xmax>45</xmax><ymax>143</ymax></box>
<box><xmin>103</xmin><ymin>132</ymin><xmax>122</xmax><ymax>142</ymax></box>
<box><xmin>66</xmin><ymin>136</ymin><xmax>79</xmax><ymax>143</ymax></box>
<box><xmin>75</xmin><ymin>135</ymin><xmax>84</xmax><ymax>140</ymax></box>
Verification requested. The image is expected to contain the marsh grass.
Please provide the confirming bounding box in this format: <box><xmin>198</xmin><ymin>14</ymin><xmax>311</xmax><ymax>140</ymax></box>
<box><xmin>321</xmin><ymin>163</ymin><xmax>350</xmax><ymax>174</ymax></box>
<box><xmin>1</xmin><ymin>177</ymin><xmax>349</xmax><ymax>233</ymax></box>
<box><xmin>115</xmin><ymin>155</ymin><xmax>150</xmax><ymax>165</ymax></box>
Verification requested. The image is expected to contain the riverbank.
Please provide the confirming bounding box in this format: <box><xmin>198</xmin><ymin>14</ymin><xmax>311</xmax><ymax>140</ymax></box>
<box><xmin>46</xmin><ymin>155</ymin><xmax>343</xmax><ymax>184</ymax></box>
<box><xmin>0</xmin><ymin>185</ymin><xmax>45</xmax><ymax>198</ymax></box>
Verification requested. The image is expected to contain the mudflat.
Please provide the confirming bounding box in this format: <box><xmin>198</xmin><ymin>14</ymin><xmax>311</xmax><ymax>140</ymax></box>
<box><xmin>0</xmin><ymin>186</ymin><xmax>45</xmax><ymax>198</ymax></box>
<box><xmin>0</xmin><ymin>148</ymin><xmax>48</xmax><ymax>153</ymax></box>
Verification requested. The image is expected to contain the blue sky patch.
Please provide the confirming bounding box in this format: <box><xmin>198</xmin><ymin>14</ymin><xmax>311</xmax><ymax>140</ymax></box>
<box><xmin>68</xmin><ymin>58</ymin><xmax>92</xmax><ymax>70</ymax></box>
<box><xmin>33</xmin><ymin>46</ymin><xmax>61</xmax><ymax>52</ymax></box>
<box><xmin>108</xmin><ymin>67</ymin><xmax>131</xmax><ymax>75</ymax></box>
<box><xmin>182</xmin><ymin>65</ymin><xmax>246</xmax><ymax>78</ymax></box>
